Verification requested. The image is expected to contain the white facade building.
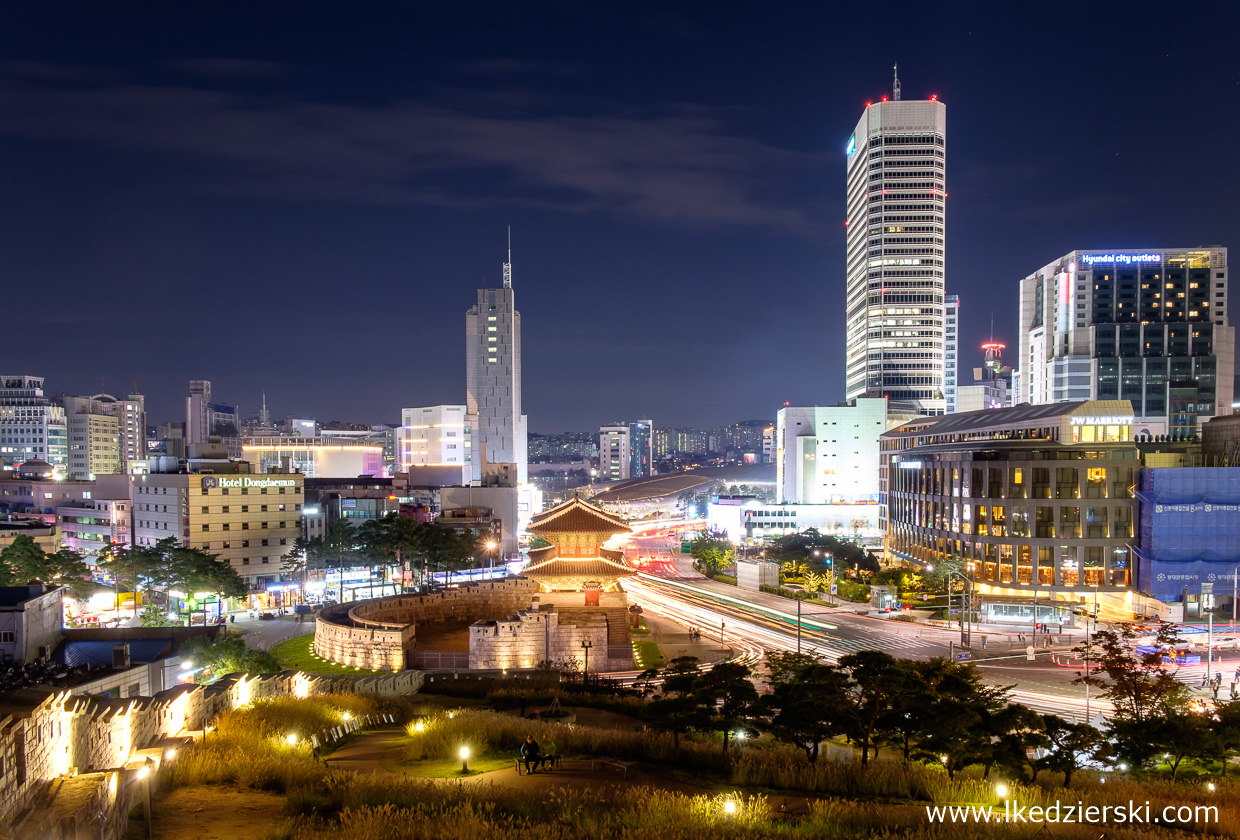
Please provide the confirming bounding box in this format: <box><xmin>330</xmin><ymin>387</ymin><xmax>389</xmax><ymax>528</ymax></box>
<box><xmin>186</xmin><ymin>380</ymin><xmax>212</xmax><ymax>445</ymax></box>
<box><xmin>844</xmin><ymin>87</ymin><xmax>948</xmax><ymax>415</ymax></box>
<box><xmin>944</xmin><ymin>295</ymin><xmax>960</xmax><ymax>413</ymax></box>
<box><xmin>466</xmin><ymin>251</ymin><xmax>527</xmax><ymax>484</ymax></box>
<box><xmin>776</xmin><ymin>398</ymin><xmax>888</xmax><ymax>505</ymax></box>
<box><xmin>1015</xmin><ymin>248</ymin><xmax>1234</xmax><ymax>437</ymax></box>
<box><xmin>241</xmin><ymin>437</ymin><xmax>383</xmax><ymax>478</ymax></box>
<box><xmin>58</xmin><ymin>393</ymin><xmax>146</xmax><ymax>479</ymax></box>
<box><xmin>398</xmin><ymin>405</ymin><xmax>470</xmax><ymax>483</ymax></box>
<box><xmin>0</xmin><ymin>375</ymin><xmax>68</xmax><ymax>476</ymax></box>
<box><xmin>708</xmin><ymin>497</ymin><xmax>882</xmax><ymax>544</ymax></box>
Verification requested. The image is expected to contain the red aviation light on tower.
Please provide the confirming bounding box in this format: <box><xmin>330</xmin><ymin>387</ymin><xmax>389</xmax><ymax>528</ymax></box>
<box><xmin>981</xmin><ymin>342</ymin><xmax>1006</xmax><ymax>353</ymax></box>
<box><xmin>929</xmin><ymin>94</ymin><xmax>938</xmax><ymax>101</ymax></box>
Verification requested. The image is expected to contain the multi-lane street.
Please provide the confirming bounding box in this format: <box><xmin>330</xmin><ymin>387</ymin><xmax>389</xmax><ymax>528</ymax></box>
<box><xmin>628</xmin><ymin>571</ymin><xmax>1116</xmax><ymax>720</ymax></box>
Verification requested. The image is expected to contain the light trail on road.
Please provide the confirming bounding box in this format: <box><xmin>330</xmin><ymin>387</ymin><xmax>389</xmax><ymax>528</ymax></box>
<box><xmin>627</xmin><ymin>575</ymin><xmax>1111</xmax><ymax>721</ymax></box>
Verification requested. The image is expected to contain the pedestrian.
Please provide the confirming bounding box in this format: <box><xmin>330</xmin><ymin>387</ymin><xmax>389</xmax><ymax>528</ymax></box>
<box><xmin>1201</xmin><ymin>672</ymin><xmax>1209</xmax><ymax>687</ymax></box>
<box><xmin>538</xmin><ymin>734</ymin><xmax>557</xmax><ymax>770</ymax></box>
<box><xmin>520</xmin><ymin>735</ymin><xmax>541</xmax><ymax>774</ymax></box>
<box><xmin>229</xmin><ymin>614</ymin><xmax>235</xmax><ymax>624</ymax></box>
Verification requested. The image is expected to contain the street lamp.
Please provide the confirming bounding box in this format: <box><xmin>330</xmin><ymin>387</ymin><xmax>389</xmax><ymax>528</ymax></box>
<box><xmin>580</xmin><ymin>640</ymin><xmax>593</xmax><ymax>683</ymax></box>
<box><xmin>486</xmin><ymin>541</ymin><xmax>498</xmax><ymax>577</ymax></box>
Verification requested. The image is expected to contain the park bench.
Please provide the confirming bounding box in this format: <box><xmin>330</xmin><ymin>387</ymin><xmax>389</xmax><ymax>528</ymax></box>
<box><xmin>514</xmin><ymin>754</ymin><xmax>561</xmax><ymax>774</ymax></box>
<box><xmin>590</xmin><ymin>757</ymin><xmax>634</xmax><ymax>779</ymax></box>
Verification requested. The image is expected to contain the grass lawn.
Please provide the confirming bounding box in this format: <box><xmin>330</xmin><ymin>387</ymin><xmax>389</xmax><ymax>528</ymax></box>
<box><xmin>633</xmin><ymin>639</ymin><xmax>665</xmax><ymax>670</ymax></box>
<box><xmin>399</xmin><ymin>755</ymin><xmax>514</xmax><ymax>778</ymax></box>
<box><xmin>631</xmin><ymin>616</ymin><xmax>651</xmax><ymax>635</ymax></box>
<box><xmin>269</xmin><ymin>634</ymin><xmax>387</xmax><ymax>676</ymax></box>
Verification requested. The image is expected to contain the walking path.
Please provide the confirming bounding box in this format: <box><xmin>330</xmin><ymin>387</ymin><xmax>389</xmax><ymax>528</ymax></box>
<box><xmin>321</xmin><ymin>726</ymin><xmax>718</xmax><ymax>798</ymax></box>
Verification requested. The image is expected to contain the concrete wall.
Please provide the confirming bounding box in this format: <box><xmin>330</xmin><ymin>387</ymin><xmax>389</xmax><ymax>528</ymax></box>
<box><xmin>0</xmin><ymin>584</ymin><xmax>64</xmax><ymax>663</ymax></box>
<box><xmin>0</xmin><ymin>667</ymin><xmax>424</xmax><ymax>840</ymax></box>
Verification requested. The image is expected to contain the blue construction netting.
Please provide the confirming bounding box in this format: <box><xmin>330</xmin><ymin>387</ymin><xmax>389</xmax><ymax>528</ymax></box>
<box><xmin>1136</xmin><ymin>468</ymin><xmax>1240</xmax><ymax>600</ymax></box>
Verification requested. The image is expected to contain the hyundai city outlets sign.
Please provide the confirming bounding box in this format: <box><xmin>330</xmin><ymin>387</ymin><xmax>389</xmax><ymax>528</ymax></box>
<box><xmin>1079</xmin><ymin>252</ymin><xmax>1161</xmax><ymax>266</ymax></box>
<box><xmin>201</xmin><ymin>475</ymin><xmax>298</xmax><ymax>490</ymax></box>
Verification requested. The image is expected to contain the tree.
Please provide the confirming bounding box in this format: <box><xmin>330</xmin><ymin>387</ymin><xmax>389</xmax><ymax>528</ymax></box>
<box><xmin>835</xmin><ymin>651</ymin><xmax>899</xmax><ymax>766</ymax></box>
<box><xmin>174</xmin><ymin>547</ymin><xmax>247</xmax><ymax>615</ymax></box>
<box><xmin>692</xmin><ymin>661</ymin><xmax>759</xmax><ymax>756</ymax></box>
<box><xmin>1074</xmin><ymin>621</ymin><xmax>1190</xmax><ymax>768</ymax></box>
<box><xmin>1037</xmin><ymin>714</ymin><xmax>1108</xmax><ymax>786</ymax></box>
<box><xmin>690</xmin><ymin>531</ymin><xmax>734</xmax><ymax>577</ymax></box>
<box><xmin>913</xmin><ymin>663</ymin><xmax>1011</xmax><ymax>779</ymax></box>
<box><xmin>1075</xmin><ymin>621</ymin><xmax>1188</xmax><ymax>719</ymax></box>
<box><xmin>643</xmin><ymin>656</ymin><xmax>702</xmax><ymax>750</ymax></box>
<box><xmin>98</xmin><ymin>543</ymin><xmax>157</xmax><ymax>619</ymax></box>
<box><xmin>1211</xmin><ymin>701</ymin><xmax>1240</xmax><ymax>775</ymax></box>
<box><xmin>762</xmin><ymin>651</ymin><xmax>848</xmax><ymax>765</ymax></box>
<box><xmin>179</xmin><ymin>634</ymin><xmax>280</xmax><ymax>682</ymax></box>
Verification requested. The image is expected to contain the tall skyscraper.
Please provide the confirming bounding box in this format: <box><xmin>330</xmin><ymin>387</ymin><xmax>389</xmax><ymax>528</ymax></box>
<box><xmin>186</xmin><ymin>379</ymin><xmax>212</xmax><ymax>444</ymax></box>
<box><xmin>466</xmin><ymin>241</ymin><xmax>528</xmax><ymax>483</ymax></box>
<box><xmin>844</xmin><ymin>68</ymin><xmax>947</xmax><ymax>415</ymax></box>
<box><xmin>1014</xmin><ymin>247</ymin><xmax>1234</xmax><ymax>437</ymax></box>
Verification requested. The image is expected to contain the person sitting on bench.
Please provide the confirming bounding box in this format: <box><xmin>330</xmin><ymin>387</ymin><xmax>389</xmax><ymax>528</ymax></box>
<box><xmin>538</xmin><ymin>735</ymin><xmax>558</xmax><ymax>770</ymax></box>
<box><xmin>520</xmin><ymin>735</ymin><xmax>541</xmax><ymax>774</ymax></box>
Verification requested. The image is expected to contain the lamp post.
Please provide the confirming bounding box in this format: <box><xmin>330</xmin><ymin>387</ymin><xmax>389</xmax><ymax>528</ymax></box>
<box><xmin>1233</xmin><ymin>564</ymin><xmax>1239</xmax><ymax>627</ymax></box>
<box><xmin>486</xmin><ymin>540</ymin><xmax>497</xmax><ymax>578</ymax></box>
<box><xmin>580</xmin><ymin>640</ymin><xmax>592</xmax><ymax>684</ymax></box>
<box><xmin>138</xmin><ymin>760</ymin><xmax>153</xmax><ymax>840</ymax></box>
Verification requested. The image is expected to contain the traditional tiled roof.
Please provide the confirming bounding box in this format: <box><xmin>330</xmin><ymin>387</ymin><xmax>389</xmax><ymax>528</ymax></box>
<box><xmin>527</xmin><ymin>544</ymin><xmax>558</xmax><ymax>564</ymax></box>
<box><xmin>528</xmin><ymin>494</ymin><xmax>631</xmax><ymax>535</ymax></box>
<box><xmin>522</xmin><ymin>558</ymin><xmax>637</xmax><ymax>581</ymax></box>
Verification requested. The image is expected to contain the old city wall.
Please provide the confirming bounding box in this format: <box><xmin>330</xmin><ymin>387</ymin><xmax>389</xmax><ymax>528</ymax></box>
<box><xmin>0</xmin><ymin>668</ymin><xmax>424</xmax><ymax>840</ymax></box>
<box><xmin>313</xmin><ymin>579</ymin><xmax>630</xmax><ymax>670</ymax></box>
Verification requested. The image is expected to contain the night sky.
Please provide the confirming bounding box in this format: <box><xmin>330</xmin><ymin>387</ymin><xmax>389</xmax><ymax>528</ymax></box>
<box><xmin>3</xmin><ymin>2</ymin><xmax>1238</xmax><ymax>432</ymax></box>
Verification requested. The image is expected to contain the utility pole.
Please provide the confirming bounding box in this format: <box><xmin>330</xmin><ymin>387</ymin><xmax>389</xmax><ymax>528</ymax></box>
<box><xmin>720</xmin><ymin>620</ymin><xmax>726</xmax><ymax>652</ymax></box>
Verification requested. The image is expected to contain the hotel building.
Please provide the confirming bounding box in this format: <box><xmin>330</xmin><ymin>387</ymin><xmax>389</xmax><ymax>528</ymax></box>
<box><xmin>133</xmin><ymin>471</ymin><xmax>304</xmax><ymax>588</ymax></box>
<box><xmin>880</xmin><ymin>400</ymin><xmax>1154</xmax><ymax>619</ymax></box>
<box><xmin>1014</xmin><ymin>248</ymin><xmax>1233</xmax><ymax>437</ymax></box>
<box><xmin>844</xmin><ymin>84</ymin><xmax>948</xmax><ymax>415</ymax></box>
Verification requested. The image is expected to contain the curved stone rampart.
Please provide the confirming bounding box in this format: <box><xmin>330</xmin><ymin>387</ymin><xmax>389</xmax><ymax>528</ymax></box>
<box><xmin>314</xmin><ymin>578</ymin><xmax>545</xmax><ymax>671</ymax></box>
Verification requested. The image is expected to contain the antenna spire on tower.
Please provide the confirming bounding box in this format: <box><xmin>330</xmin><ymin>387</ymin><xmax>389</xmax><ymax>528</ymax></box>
<box><xmin>503</xmin><ymin>225</ymin><xmax>512</xmax><ymax>288</ymax></box>
<box><xmin>892</xmin><ymin>63</ymin><xmax>901</xmax><ymax>101</ymax></box>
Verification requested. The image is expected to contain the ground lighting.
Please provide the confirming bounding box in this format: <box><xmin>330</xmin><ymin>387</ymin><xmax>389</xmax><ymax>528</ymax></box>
<box><xmin>459</xmin><ymin>746</ymin><xmax>470</xmax><ymax>773</ymax></box>
<box><xmin>287</xmin><ymin>733</ymin><xmax>298</xmax><ymax>746</ymax></box>
<box><xmin>723</xmin><ymin>800</ymin><xmax>737</xmax><ymax>815</ymax></box>
<box><xmin>414</xmin><ymin>721</ymin><xmax>425</xmax><ymax>732</ymax></box>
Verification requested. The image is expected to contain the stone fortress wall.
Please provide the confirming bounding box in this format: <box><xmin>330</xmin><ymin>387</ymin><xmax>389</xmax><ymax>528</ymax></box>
<box><xmin>0</xmin><ymin>668</ymin><xmax>423</xmax><ymax>840</ymax></box>
<box><xmin>314</xmin><ymin>578</ymin><xmax>631</xmax><ymax>671</ymax></box>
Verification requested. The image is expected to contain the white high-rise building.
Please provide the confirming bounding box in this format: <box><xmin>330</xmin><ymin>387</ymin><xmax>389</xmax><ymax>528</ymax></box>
<box><xmin>944</xmin><ymin>295</ymin><xmax>960</xmax><ymax>413</ymax></box>
<box><xmin>398</xmin><ymin>405</ymin><xmax>471</xmax><ymax>482</ymax></box>
<box><xmin>466</xmin><ymin>245</ymin><xmax>527</xmax><ymax>483</ymax></box>
<box><xmin>186</xmin><ymin>379</ymin><xmax>212</xmax><ymax>444</ymax></box>
<box><xmin>844</xmin><ymin>71</ymin><xmax>947</xmax><ymax>415</ymax></box>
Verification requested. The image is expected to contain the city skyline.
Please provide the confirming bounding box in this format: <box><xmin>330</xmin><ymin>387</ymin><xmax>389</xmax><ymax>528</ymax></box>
<box><xmin>2</xmin><ymin>3</ymin><xmax>1239</xmax><ymax>430</ymax></box>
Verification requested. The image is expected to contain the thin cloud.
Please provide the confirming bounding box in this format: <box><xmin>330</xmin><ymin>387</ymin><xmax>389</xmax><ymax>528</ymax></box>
<box><xmin>0</xmin><ymin>67</ymin><xmax>823</xmax><ymax>234</ymax></box>
<box><xmin>166</xmin><ymin>57</ymin><xmax>292</xmax><ymax>79</ymax></box>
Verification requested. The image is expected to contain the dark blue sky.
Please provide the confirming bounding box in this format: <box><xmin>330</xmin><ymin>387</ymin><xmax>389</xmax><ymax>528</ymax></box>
<box><xmin>3</xmin><ymin>2</ymin><xmax>1238</xmax><ymax>432</ymax></box>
